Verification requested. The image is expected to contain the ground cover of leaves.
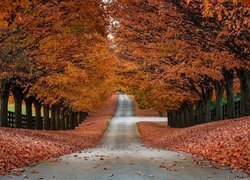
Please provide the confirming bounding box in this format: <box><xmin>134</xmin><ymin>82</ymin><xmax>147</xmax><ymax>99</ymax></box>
<box><xmin>137</xmin><ymin>116</ymin><xmax>250</xmax><ymax>175</ymax></box>
<box><xmin>0</xmin><ymin>94</ymin><xmax>118</xmax><ymax>176</ymax></box>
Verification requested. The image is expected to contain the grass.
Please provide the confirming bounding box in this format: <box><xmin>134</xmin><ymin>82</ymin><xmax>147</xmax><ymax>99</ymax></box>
<box><xmin>8</xmin><ymin>103</ymin><xmax>37</xmax><ymax>116</ymax></box>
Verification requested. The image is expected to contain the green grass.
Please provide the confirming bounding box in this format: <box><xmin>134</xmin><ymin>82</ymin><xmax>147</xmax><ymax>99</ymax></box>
<box><xmin>8</xmin><ymin>103</ymin><xmax>37</xmax><ymax>116</ymax></box>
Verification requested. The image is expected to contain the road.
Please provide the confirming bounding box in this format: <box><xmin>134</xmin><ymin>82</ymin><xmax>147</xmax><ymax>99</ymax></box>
<box><xmin>2</xmin><ymin>94</ymin><xmax>247</xmax><ymax>180</ymax></box>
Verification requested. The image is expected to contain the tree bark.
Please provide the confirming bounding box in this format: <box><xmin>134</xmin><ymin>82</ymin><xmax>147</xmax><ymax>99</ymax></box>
<box><xmin>223</xmin><ymin>70</ymin><xmax>235</xmax><ymax>119</ymax></box>
<box><xmin>180</xmin><ymin>109</ymin><xmax>185</xmax><ymax>128</ymax></box>
<box><xmin>196</xmin><ymin>101</ymin><xmax>203</xmax><ymax>124</ymax></box>
<box><xmin>75</xmin><ymin>112</ymin><xmax>79</xmax><ymax>127</ymax></box>
<box><xmin>187</xmin><ymin>104</ymin><xmax>194</xmax><ymax>126</ymax></box>
<box><xmin>214</xmin><ymin>81</ymin><xmax>225</xmax><ymax>121</ymax></box>
<box><xmin>84</xmin><ymin>112</ymin><xmax>89</xmax><ymax>118</ymax></box>
<box><xmin>183</xmin><ymin>103</ymin><xmax>190</xmax><ymax>127</ymax></box>
<box><xmin>25</xmin><ymin>98</ymin><xmax>33</xmax><ymax>129</ymax></box>
<box><xmin>55</xmin><ymin>107</ymin><xmax>61</xmax><ymax>130</ymax></box>
<box><xmin>69</xmin><ymin>111</ymin><xmax>75</xmax><ymax>130</ymax></box>
<box><xmin>78</xmin><ymin>112</ymin><xmax>82</xmax><ymax>125</ymax></box>
<box><xmin>167</xmin><ymin>111</ymin><xmax>172</xmax><ymax>127</ymax></box>
<box><xmin>12</xmin><ymin>87</ymin><xmax>23</xmax><ymax>128</ymax></box>
<box><xmin>82</xmin><ymin>112</ymin><xmax>88</xmax><ymax>121</ymax></box>
<box><xmin>50</xmin><ymin>105</ymin><xmax>56</xmax><ymax>130</ymax></box>
<box><xmin>61</xmin><ymin>109</ymin><xmax>66</xmax><ymax>130</ymax></box>
<box><xmin>75</xmin><ymin>112</ymin><xmax>78</xmax><ymax>127</ymax></box>
<box><xmin>0</xmin><ymin>81</ymin><xmax>10</xmax><ymax>127</ymax></box>
<box><xmin>79</xmin><ymin>112</ymin><xmax>83</xmax><ymax>123</ymax></box>
<box><xmin>34</xmin><ymin>100</ymin><xmax>42</xmax><ymax>130</ymax></box>
<box><xmin>237</xmin><ymin>69</ymin><xmax>250</xmax><ymax>116</ymax></box>
<box><xmin>43</xmin><ymin>105</ymin><xmax>50</xmax><ymax>130</ymax></box>
<box><xmin>65</xmin><ymin>112</ymin><xmax>70</xmax><ymax>130</ymax></box>
<box><xmin>204</xmin><ymin>88</ymin><xmax>213</xmax><ymax>123</ymax></box>
<box><xmin>175</xmin><ymin>111</ymin><xmax>181</xmax><ymax>128</ymax></box>
<box><xmin>172</xmin><ymin>111</ymin><xmax>177</xmax><ymax>127</ymax></box>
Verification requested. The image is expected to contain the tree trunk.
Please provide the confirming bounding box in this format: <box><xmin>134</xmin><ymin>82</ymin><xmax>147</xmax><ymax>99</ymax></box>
<box><xmin>79</xmin><ymin>112</ymin><xmax>84</xmax><ymax>123</ymax></box>
<box><xmin>167</xmin><ymin>111</ymin><xmax>172</xmax><ymax>127</ymax></box>
<box><xmin>12</xmin><ymin>87</ymin><xmax>23</xmax><ymax>128</ymax></box>
<box><xmin>196</xmin><ymin>101</ymin><xmax>203</xmax><ymax>124</ymax></box>
<box><xmin>187</xmin><ymin>104</ymin><xmax>194</xmax><ymax>126</ymax></box>
<box><xmin>78</xmin><ymin>112</ymin><xmax>82</xmax><ymax>125</ymax></box>
<box><xmin>204</xmin><ymin>88</ymin><xmax>213</xmax><ymax>123</ymax></box>
<box><xmin>237</xmin><ymin>69</ymin><xmax>250</xmax><ymax>116</ymax></box>
<box><xmin>34</xmin><ymin>100</ymin><xmax>42</xmax><ymax>130</ymax></box>
<box><xmin>172</xmin><ymin>111</ymin><xmax>177</xmax><ymax>127</ymax></box>
<box><xmin>65</xmin><ymin>112</ymin><xmax>70</xmax><ymax>130</ymax></box>
<box><xmin>25</xmin><ymin>98</ymin><xmax>33</xmax><ymax>129</ymax></box>
<box><xmin>61</xmin><ymin>109</ymin><xmax>66</xmax><ymax>130</ymax></box>
<box><xmin>171</xmin><ymin>111</ymin><xmax>177</xmax><ymax>127</ymax></box>
<box><xmin>43</xmin><ymin>105</ymin><xmax>50</xmax><ymax>130</ymax></box>
<box><xmin>75</xmin><ymin>112</ymin><xmax>78</xmax><ymax>127</ymax></box>
<box><xmin>214</xmin><ymin>81</ymin><xmax>225</xmax><ymax>121</ymax></box>
<box><xmin>183</xmin><ymin>103</ymin><xmax>190</xmax><ymax>127</ymax></box>
<box><xmin>69</xmin><ymin>111</ymin><xmax>75</xmax><ymax>130</ymax></box>
<box><xmin>55</xmin><ymin>107</ymin><xmax>61</xmax><ymax>130</ymax></box>
<box><xmin>69</xmin><ymin>111</ymin><xmax>73</xmax><ymax>129</ymax></box>
<box><xmin>75</xmin><ymin>112</ymin><xmax>79</xmax><ymax>127</ymax></box>
<box><xmin>82</xmin><ymin>112</ymin><xmax>88</xmax><ymax>121</ymax></box>
<box><xmin>50</xmin><ymin>105</ymin><xmax>56</xmax><ymax>130</ymax></box>
<box><xmin>180</xmin><ymin>109</ymin><xmax>185</xmax><ymax>128</ymax></box>
<box><xmin>84</xmin><ymin>112</ymin><xmax>89</xmax><ymax>118</ymax></box>
<box><xmin>169</xmin><ymin>111</ymin><xmax>175</xmax><ymax>127</ymax></box>
<box><xmin>0</xmin><ymin>81</ymin><xmax>10</xmax><ymax>127</ymax></box>
<box><xmin>176</xmin><ymin>111</ymin><xmax>181</xmax><ymax>128</ymax></box>
<box><xmin>223</xmin><ymin>70</ymin><xmax>235</xmax><ymax>119</ymax></box>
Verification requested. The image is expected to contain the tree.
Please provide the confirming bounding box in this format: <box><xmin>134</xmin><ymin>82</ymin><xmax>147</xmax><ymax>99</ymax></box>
<box><xmin>0</xmin><ymin>0</ymin><xmax>117</xmax><ymax>129</ymax></box>
<box><xmin>107</xmin><ymin>0</ymin><xmax>249</xmax><ymax>127</ymax></box>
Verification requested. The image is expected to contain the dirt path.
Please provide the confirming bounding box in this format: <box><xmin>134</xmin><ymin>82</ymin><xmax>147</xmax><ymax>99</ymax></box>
<box><xmin>2</xmin><ymin>94</ymin><xmax>246</xmax><ymax>180</ymax></box>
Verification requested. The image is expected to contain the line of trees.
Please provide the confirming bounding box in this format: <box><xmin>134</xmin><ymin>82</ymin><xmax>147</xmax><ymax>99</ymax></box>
<box><xmin>0</xmin><ymin>0</ymin><xmax>117</xmax><ymax>130</ymax></box>
<box><xmin>108</xmin><ymin>0</ymin><xmax>249</xmax><ymax>127</ymax></box>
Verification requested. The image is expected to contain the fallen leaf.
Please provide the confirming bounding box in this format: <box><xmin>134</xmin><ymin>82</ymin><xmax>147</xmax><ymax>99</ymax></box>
<box><xmin>137</xmin><ymin>172</ymin><xmax>145</xmax><ymax>176</ymax></box>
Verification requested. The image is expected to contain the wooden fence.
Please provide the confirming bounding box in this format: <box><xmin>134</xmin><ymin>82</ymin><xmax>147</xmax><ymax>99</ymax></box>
<box><xmin>194</xmin><ymin>99</ymin><xmax>242</xmax><ymax>122</ymax></box>
<box><xmin>7</xmin><ymin>111</ymin><xmax>46</xmax><ymax>129</ymax></box>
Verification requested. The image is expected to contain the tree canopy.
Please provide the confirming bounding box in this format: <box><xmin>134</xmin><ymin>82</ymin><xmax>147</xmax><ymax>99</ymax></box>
<box><xmin>0</xmin><ymin>0</ymin><xmax>249</xmax><ymax>129</ymax></box>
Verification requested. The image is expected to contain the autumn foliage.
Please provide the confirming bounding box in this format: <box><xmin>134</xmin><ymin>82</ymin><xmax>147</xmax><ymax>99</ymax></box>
<box><xmin>0</xmin><ymin>0</ymin><xmax>117</xmax><ymax>129</ymax></box>
<box><xmin>1</xmin><ymin>0</ymin><xmax>249</xmax><ymax>129</ymax></box>
<box><xmin>108</xmin><ymin>0</ymin><xmax>250</xmax><ymax>127</ymax></box>
<box><xmin>137</xmin><ymin>117</ymin><xmax>250</xmax><ymax>175</ymax></box>
<box><xmin>0</xmin><ymin>0</ymin><xmax>249</xmax><ymax>174</ymax></box>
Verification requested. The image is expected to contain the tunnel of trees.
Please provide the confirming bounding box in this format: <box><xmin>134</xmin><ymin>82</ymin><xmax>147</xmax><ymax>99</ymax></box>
<box><xmin>0</xmin><ymin>0</ymin><xmax>117</xmax><ymax>130</ymax></box>
<box><xmin>0</xmin><ymin>0</ymin><xmax>249</xmax><ymax>130</ymax></box>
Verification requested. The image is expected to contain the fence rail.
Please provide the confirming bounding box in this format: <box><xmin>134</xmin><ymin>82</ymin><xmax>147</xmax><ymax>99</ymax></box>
<box><xmin>194</xmin><ymin>99</ymin><xmax>241</xmax><ymax>123</ymax></box>
<box><xmin>169</xmin><ymin>99</ymin><xmax>243</xmax><ymax>128</ymax></box>
<box><xmin>7</xmin><ymin>111</ymin><xmax>46</xmax><ymax>129</ymax></box>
